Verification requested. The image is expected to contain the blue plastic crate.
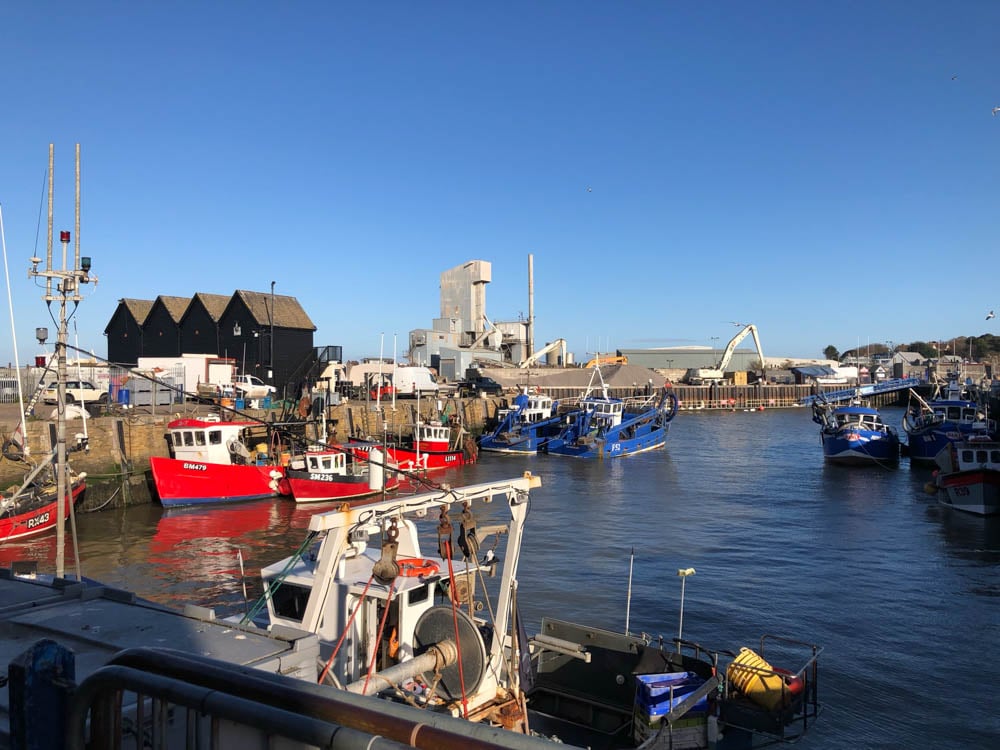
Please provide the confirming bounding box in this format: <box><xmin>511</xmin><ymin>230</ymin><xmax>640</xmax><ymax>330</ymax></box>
<box><xmin>635</xmin><ymin>672</ymin><xmax>708</xmax><ymax>717</ymax></box>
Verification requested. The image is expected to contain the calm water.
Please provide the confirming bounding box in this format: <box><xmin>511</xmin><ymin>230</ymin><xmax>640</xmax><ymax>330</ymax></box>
<box><xmin>3</xmin><ymin>407</ymin><xmax>998</xmax><ymax>749</ymax></box>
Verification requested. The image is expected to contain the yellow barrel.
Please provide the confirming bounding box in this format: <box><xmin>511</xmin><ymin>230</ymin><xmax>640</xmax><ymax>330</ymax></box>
<box><xmin>726</xmin><ymin>647</ymin><xmax>787</xmax><ymax>711</ymax></box>
<box><xmin>220</xmin><ymin>397</ymin><xmax>234</xmax><ymax>408</ymax></box>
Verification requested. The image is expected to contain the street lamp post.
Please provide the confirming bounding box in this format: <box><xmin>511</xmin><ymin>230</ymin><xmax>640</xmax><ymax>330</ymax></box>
<box><xmin>677</xmin><ymin>567</ymin><xmax>696</xmax><ymax>644</ymax></box>
<box><xmin>269</xmin><ymin>281</ymin><xmax>275</xmax><ymax>383</ymax></box>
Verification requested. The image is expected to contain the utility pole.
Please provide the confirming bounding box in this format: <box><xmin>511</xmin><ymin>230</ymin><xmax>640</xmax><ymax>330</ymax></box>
<box><xmin>28</xmin><ymin>144</ymin><xmax>97</xmax><ymax>579</ymax></box>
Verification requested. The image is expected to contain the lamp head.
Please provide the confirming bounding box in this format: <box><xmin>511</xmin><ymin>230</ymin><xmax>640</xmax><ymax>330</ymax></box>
<box><xmin>677</xmin><ymin>568</ymin><xmax>696</xmax><ymax>577</ymax></box>
<box><xmin>35</xmin><ymin>327</ymin><xmax>48</xmax><ymax>345</ymax></box>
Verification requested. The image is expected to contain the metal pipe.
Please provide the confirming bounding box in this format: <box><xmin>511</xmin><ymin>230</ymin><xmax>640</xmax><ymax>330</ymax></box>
<box><xmin>344</xmin><ymin>641</ymin><xmax>456</xmax><ymax>695</ymax></box>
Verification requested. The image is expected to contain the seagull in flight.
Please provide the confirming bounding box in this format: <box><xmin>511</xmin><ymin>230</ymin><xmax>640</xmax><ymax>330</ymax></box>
<box><xmin>987</xmin><ymin>310</ymin><xmax>996</xmax><ymax>320</ymax></box>
<box><xmin>993</xmin><ymin>107</ymin><xmax>1000</xmax><ymax>117</ymax></box>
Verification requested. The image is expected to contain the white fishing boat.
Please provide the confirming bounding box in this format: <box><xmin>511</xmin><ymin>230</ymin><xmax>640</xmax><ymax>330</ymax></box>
<box><xmin>245</xmin><ymin>473</ymin><xmax>823</xmax><ymax>748</ymax></box>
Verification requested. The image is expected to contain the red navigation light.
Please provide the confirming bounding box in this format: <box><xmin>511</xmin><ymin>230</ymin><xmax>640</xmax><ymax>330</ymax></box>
<box><xmin>60</xmin><ymin>231</ymin><xmax>70</xmax><ymax>243</ymax></box>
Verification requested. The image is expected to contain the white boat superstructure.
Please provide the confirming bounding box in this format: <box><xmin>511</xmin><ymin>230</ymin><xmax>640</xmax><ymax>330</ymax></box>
<box><xmin>259</xmin><ymin>473</ymin><xmax>541</xmax><ymax>727</ymax></box>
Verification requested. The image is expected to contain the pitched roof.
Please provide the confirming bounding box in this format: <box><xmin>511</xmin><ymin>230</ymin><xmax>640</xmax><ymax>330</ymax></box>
<box><xmin>191</xmin><ymin>293</ymin><xmax>231</xmax><ymax>321</ymax></box>
<box><xmin>233</xmin><ymin>289</ymin><xmax>316</xmax><ymax>331</ymax></box>
<box><xmin>118</xmin><ymin>298</ymin><xmax>155</xmax><ymax>325</ymax></box>
<box><xmin>156</xmin><ymin>295</ymin><xmax>193</xmax><ymax>322</ymax></box>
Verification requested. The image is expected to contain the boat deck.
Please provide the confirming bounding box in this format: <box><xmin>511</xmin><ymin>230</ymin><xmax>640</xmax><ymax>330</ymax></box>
<box><xmin>0</xmin><ymin>567</ymin><xmax>319</xmax><ymax>746</ymax></box>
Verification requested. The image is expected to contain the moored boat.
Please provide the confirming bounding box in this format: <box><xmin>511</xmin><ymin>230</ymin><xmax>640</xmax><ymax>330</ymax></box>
<box><xmin>243</xmin><ymin>474</ymin><xmax>822</xmax><ymax>748</ymax></box>
<box><xmin>279</xmin><ymin>446</ymin><xmax>401</xmax><ymax>504</ymax></box>
<box><xmin>479</xmin><ymin>388</ymin><xmax>565</xmax><ymax>454</ymax></box>
<box><xmin>0</xmin><ymin>468</ymin><xmax>86</xmax><ymax>543</ymax></box>
<box><xmin>930</xmin><ymin>436</ymin><xmax>1000</xmax><ymax>516</ymax></box>
<box><xmin>812</xmin><ymin>399</ymin><xmax>900</xmax><ymax>465</ymax></box>
<box><xmin>543</xmin><ymin>368</ymin><xmax>679</xmax><ymax>458</ymax></box>
<box><xmin>903</xmin><ymin>380</ymin><xmax>997</xmax><ymax>464</ymax></box>
<box><xmin>149</xmin><ymin>415</ymin><xmax>289</xmax><ymax>507</ymax></box>
<box><xmin>347</xmin><ymin>421</ymin><xmax>477</xmax><ymax>472</ymax></box>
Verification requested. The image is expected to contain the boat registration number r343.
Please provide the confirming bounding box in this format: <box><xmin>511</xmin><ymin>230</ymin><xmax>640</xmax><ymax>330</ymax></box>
<box><xmin>183</xmin><ymin>462</ymin><xmax>208</xmax><ymax>471</ymax></box>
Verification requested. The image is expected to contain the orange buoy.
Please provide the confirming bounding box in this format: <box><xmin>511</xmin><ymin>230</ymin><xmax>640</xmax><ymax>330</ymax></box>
<box><xmin>397</xmin><ymin>558</ymin><xmax>440</xmax><ymax>578</ymax></box>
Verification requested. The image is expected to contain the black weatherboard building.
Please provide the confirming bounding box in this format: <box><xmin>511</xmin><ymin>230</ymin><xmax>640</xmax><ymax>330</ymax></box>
<box><xmin>104</xmin><ymin>289</ymin><xmax>317</xmax><ymax>398</ymax></box>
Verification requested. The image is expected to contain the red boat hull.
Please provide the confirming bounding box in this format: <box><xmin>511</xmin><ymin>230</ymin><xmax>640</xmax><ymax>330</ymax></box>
<box><xmin>283</xmin><ymin>471</ymin><xmax>402</xmax><ymax>504</ymax></box>
<box><xmin>0</xmin><ymin>480</ymin><xmax>86</xmax><ymax>543</ymax></box>
<box><xmin>150</xmin><ymin>456</ymin><xmax>286</xmax><ymax>507</ymax></box>
<box><xmin>346</xmin><ymin>439</ymin><xmax>470</xmax><ymax>472</ymax></box>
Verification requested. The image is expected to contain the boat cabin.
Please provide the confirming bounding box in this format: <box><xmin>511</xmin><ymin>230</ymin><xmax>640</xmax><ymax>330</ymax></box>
<box><xmin>165</xmin><ymin>417</ymin><xmax>271</xmax><ymax>465</ymax></box>
<box><xmin>833</xmin><ymin>409</ymin><xmax>888</xmax><ymax>432</ymax></box>
<box><xmin>581</xmin><ymin>397</ymin><xmax>624</xmax><ymax>429</ymax></box>
<box><xmin>415</xmin><ymin>423</ymin><xmax>451</xmax><ymax>451</ymax></box>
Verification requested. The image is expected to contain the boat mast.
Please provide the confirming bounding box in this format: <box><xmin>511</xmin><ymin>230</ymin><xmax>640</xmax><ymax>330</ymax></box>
<box><xmin>28</xmin><ymin>144</ymin><xmax>97</xmax><ymax>579</ymax></box>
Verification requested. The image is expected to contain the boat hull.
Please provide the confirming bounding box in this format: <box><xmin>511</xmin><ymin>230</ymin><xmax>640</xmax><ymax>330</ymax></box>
<box><xmin>545</xmin><ymin>422</ymin><xmax>671</xmax><ymax>458</ymax></box>
<box><xmin>150</xmin><ymin>456</ymin><xmax>285</xmax><ymax>507</ymax></box>
<box><xmin>283</xmin><ymin>471</ymin><xmax>401</xmax><ymax>504</ymax></box>
<box><xmin>936</xmin><ymin>469</ymin><xmax>1000</xmax><ymax>516</ymax></box>
<box><xmin>346</xmin><ymin>440</ymin><xmax>470</xmax><ymax>472</ymax></box>
<box><xmin>0</xmin><ymin>479</ymin><xmax>86</xmax><ymax>542</ymax></box>
<box><xmin>822</xmin><ymin>431</ymin><xmax>900</xmax><ymax>465</ymax></box>
<box><xmin>906</xmin><ymin>426</ymin><xmax>990</xmax><ymax>464</ymax></box>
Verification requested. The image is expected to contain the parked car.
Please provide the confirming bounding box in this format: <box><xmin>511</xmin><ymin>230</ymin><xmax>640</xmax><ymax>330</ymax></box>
<box><xmin>42</xmin><ymin>379</ymin><xmax>108</xmax><ymax>405</ymax></box>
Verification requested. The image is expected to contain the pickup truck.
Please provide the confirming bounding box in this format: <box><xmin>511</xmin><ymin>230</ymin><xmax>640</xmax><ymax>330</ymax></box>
<box><xmin>232</xmin><ymin>375</ymin><xmax>276</xmax><ymax>400</ymax></box>
<box><xmin>457</xmin><ymin>371</ymin><xmax>504</xmax><ymax>398</ymax></box>
<box><xmin>197</xmin><ymin>375</ymin><xmax>276</xmax><ymax>402</ymax></box>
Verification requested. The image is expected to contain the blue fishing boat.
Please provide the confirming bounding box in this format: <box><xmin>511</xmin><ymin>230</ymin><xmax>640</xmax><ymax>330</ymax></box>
<box><xmin>478</xmin><ymin>388</ymin><xmax>566</xmax><ymax>454</ymax></box>
<box><xmin>543</xmin><ymin>368</ymin><xmax>679</xmax><ymax>458</ymax></box>
<box><xmin>812</xmin><ymin>398</ymin><xmax>900</xmax><ymax>465</ymax></box>
<box><xmin>903</xmin><ymin>379</ymin><xmax>996</xmax><ymax>464</ymax></box>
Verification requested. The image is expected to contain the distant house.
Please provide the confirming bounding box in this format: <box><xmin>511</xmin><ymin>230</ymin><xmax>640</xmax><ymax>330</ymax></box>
<box><xmin>142</xmin><ymin>295</ymin><xmax>191</xmax><ymax>358</ymax></box>
<box><xmin>105</xmin><ymin>298</ymin><xmax>154</xmax><ymax>366</ymax></box>
<box><xmin>104</xmin><ymin>289</ymin><xmax>317</xmax><ymax>397</ymax></box>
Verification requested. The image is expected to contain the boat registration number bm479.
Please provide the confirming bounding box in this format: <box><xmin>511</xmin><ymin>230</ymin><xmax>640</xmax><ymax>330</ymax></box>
<box><xmin>183</xmin><ymin>462</ymin><xmax>208</xmax><ymax>471</ymax></box>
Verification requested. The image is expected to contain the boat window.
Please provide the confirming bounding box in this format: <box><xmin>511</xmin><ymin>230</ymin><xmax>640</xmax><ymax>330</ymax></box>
<box><xmin>961</xmin><ymin>450</ymin><xmax>974</xmax><ymax>461</ymax></box>
<box><xmin>962</xmin><ymin>409</ymin><xmax>977</xmax><ymax>421</ymax></box>
<box><xmin>947</xmin><ymin>407</ymin><xmax>962</xmax><ymax>420</ymax></box>
<box><xmin>976</xmin><ymin>450</ymin><xmax>988</xmax><ymax>463</ymax></box>
<box><xmin>195</xmin><ymin>432</ymin><xmax>206</xmax><ymax>446</ymax></box>
<box><xmin>407</xmin><ymin>585</ymin><xmax>429</xmax><ymax>605</ymax></box>
<box><xmin>208</xmin><ymin>430</ymin><xmax>222</xmax><ymax>445</ymax></box>
<box><xmin>268</xmin><ymin>581</ymin><xmax>311</xmax><ymax>621</ymax></box>
<box><xmin>183</xmin><ymin>431</ymin><xmax>194</xmax><ymax>447</ymax></box>
<box><xmin>992</xmin><ymin>451</ymin><xmax>1000</xmax><ymax>463</ymax></box>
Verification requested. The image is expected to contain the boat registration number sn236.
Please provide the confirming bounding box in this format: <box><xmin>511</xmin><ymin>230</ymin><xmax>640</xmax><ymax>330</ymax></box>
<box><xmin>27</xmin><ymin>512</ymin><xmax>51</xmax><ymax>529</ymax></box>
<box><xmin>183</xmin><ymin>462</ymin><xmax>208</xmax><ymax>471</ymax></box>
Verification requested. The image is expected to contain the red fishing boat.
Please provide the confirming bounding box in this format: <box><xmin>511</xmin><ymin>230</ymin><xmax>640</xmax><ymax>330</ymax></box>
<box><xmin>346</xmin><ymin>422</ymin><xmax>477</xmax><ymax>472</ymax></box>
<box><xmin>279</xmin><ymin>447</ymin><xmax>401</xmax><ymax>504</ymax></box>
<box><xmin>149</xmin><ymin>416</ymin><xmax>289</xmax><ymax>507</ymax></box>
<box><xmin>0</xmin><ymin>471</ymin><xmax>87</xmax><ymax>543</ymax></box>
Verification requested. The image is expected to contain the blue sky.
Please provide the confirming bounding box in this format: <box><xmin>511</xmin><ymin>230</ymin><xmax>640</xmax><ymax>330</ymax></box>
<box><xmin>2</xmin><ymin>1</ymin><xmax>999</xmax><ymax>368</ymax></box>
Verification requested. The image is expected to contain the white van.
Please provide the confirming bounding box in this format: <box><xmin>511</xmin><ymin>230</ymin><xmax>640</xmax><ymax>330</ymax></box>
<box><xmin>392</xmin><ymin>366</ymin><xmax>440</xmax><ymax>398</ymax></box>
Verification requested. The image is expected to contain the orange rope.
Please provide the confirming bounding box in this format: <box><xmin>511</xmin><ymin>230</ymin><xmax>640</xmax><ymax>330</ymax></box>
<box><xmin>363</xmin><ymin>578</ymin><xmax>397</xmax><ymax>695</ymax></box>
<box><xmin>444</xmin><ymin>538</ymin><xmax>470</xmax><ymax>718</ymax></box>
<box><xmin>318</xmin><ymin>574</ymin><xmax>376</xmax><ymax>685</ymax></box>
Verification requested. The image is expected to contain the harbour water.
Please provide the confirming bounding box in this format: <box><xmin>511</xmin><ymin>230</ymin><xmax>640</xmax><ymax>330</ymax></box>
<box><xmin>2</xmin><ymin>406</ymin><xmax>998</xmax><ymax>748</ymax></box>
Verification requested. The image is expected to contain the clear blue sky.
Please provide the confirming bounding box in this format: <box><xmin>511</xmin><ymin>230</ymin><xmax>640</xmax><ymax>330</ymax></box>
<box><xmin>2</xmin><ymin>1</ymin><xmax>999</xmax><ymax>368</ymax></box>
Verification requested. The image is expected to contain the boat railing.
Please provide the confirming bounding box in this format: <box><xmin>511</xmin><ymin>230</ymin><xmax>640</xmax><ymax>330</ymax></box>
<box><xmin>63</xmin><ymin>646</ymin><xmax>557</xmax><ymax>750</ymax></box>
